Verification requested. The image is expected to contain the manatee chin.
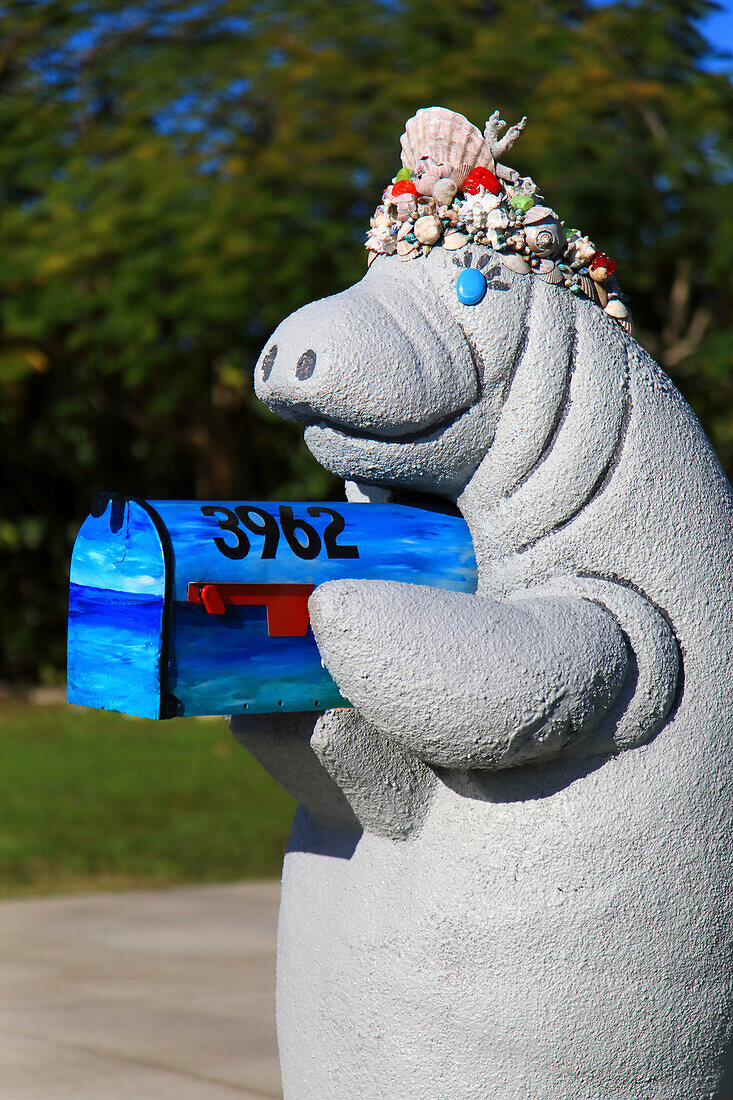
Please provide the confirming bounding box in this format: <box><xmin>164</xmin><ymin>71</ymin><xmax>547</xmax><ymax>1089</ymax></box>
<box><xmin>303</xmin><ymin>398</ymin><xmax>495</xmax><ymax>498</ymax></box>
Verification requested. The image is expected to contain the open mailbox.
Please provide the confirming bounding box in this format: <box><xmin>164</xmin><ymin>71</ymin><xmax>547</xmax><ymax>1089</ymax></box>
<box><xmin>67</xmin><ymin>495</ymin><xmax>477</xmax><ymax>718</ymax></box>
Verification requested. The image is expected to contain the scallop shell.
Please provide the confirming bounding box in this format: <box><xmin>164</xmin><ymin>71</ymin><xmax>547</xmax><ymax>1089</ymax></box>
<box><xmin>534</xmin><ymin>259</ymin><xmax>564</xmax><ymax>285</ymax></box>
<box><xmin>617</xmin><ymin>316</ymin><xmax>635</xmax><ymax>334</ymax></box>
<box><xmin>594</xmin><ymin>281</ymin><xmax>609</xmax><ymax>307</ymax></box>
<box><xmin>577</xmin><ymin>274</ymin><xmax>596</xmax><ymax>300</ymax></box>
<box><xmin>401</xmin><ymin>108</ymin><xmax>494</xmax><ymax>173</ymax></box>
<box><xmin>450</xmin><ymin>163</ymin><xmax>473</xmax><ymax>187</ymax></box>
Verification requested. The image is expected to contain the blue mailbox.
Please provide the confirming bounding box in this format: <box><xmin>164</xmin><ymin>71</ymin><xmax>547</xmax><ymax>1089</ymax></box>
<box><xmin>67</xmin><ymin>494</ymin><xmax>477</xmax><ymax>719</ymax></box>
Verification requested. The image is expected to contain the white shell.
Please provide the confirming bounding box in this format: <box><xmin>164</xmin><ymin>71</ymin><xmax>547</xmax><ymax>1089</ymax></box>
<box><xmin>432</xmin><ymin>179</ymin><xmax>458</xmax><ymax>205</ymax></box>
<box><xmin>486</xmin><ymin>206</ymin><xmax>511</xmax><ymax>230</ymax></box>
<box><xmin>401</xmin><ymin>108</ymin><xmax>494</xmax><ymax>172</ymax></box>
<box><xmin>413</xmin><ymin>215</ymin><xmax>443</xmax><ymax>245</ymax></box>
<box><xmin>497</xmin><ymin>252</ymin><xmax>531</xmax><ymax>275</ymax></box>
<box><xmin>604</xmin><ymin>298</ymin><xmax>630</xmax><ymax>319</ymax></box>
<box><xmin>442</xmin><ymin>230</ymin><xmax>469</xmax><ymax>251</ymax></box>
<box><xmin>565</xmin><ymin>234</ymin><xmax>596</xmax><ymax>265</ymax></box>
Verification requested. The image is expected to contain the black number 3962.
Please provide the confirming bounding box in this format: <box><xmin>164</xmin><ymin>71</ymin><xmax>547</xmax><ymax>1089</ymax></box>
<box><xmin>201</xmin><ymin>504</ymin><xmax>359</xmax><ymax>561</ymax></box>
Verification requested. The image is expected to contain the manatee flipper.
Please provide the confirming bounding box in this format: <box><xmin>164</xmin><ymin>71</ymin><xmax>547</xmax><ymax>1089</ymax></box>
<box><xmin>309</xmin><ymin>578</ymin><xmax>674</xmax><ymax>772</ymax></box>
<box><xmin>311</xmin><ymin>709</ymin><xmax>436</xmax><ymax>840</ymax></box>
<box><xmin>230</xmin><ymin>712</ymin><xmax>359</xmax><ymax>831</ymax></box>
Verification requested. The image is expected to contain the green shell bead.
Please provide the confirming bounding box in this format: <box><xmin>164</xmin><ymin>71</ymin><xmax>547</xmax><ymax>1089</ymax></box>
<box><xmin>405</xmin><ymin>232</ymin><xmax>417</xmax><ymax>243</ymax></box>
<box><xmin>510</xmin><ymin>195</ymin><xmax>534</xmax><ymax>212</ymax></box>
<box><xmin>394</xmin><ymin>168</ymin><xmax>412</xmax><ymax>182</ymax></box>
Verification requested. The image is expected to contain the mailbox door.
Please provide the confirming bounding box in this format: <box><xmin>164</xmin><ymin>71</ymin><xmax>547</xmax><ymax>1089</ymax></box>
<box><xmin>67</xmin><ymin>497</ymin><xmax>168</xmax><ymax>719</ymax></box>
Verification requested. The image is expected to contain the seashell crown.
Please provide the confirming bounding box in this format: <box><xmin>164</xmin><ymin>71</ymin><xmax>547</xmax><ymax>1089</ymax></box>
<box><xmin>365</xmin><ymin>107</ymin><xmax>632</xmax><ymax>333</ymax></box>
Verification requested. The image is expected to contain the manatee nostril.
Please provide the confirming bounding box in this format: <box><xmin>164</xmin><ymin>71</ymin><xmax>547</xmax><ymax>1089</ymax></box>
<box><xmin>295</xmin><ymin>349</ymin><xmax>317</xmax><ymax>381</ymax></box>
<box><xmin>261</xmin><ymin>344</ymin><xmax>278</xmax><ymax>381</ymax></box>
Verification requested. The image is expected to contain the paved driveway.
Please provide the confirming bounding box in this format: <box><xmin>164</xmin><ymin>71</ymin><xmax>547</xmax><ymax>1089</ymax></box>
<box><xmin>0</xmin><ymin>881</ymin><xmax>282</xmax><ymax>1098</ymax></box>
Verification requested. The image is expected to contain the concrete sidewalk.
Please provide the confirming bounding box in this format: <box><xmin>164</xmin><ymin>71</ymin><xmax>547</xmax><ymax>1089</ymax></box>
<box><xmin>0</xmin><ymin>881</ymin><xmax>282</xmax><ymax>1098</ymax></box>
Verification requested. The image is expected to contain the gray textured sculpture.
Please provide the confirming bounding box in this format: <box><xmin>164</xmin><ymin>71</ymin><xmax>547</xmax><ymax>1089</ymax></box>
<box><xmin>232</xmin><ymin>110</ymin><xmax>733</xmax><ymax>1099</ymax></box>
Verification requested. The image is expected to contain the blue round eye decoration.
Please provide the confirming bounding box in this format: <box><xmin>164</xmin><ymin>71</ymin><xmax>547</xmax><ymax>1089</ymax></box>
<box><xmin>456</xmin><ymin>267</ymin><xmax>487</xmax><ymax>306</ymax></box>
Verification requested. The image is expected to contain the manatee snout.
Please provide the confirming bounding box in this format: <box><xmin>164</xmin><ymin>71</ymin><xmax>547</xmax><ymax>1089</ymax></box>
<box><xmin>255</xmin><ymin>271</ymin><xmax>480</xmax><ymax>439</ymax></box>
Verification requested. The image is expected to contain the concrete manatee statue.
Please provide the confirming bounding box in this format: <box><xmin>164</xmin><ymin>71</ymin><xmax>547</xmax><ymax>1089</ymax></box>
<box><xmin>232</xmin><ymin>109</ymin><xmax>733</xmax><ymax>1099</ymax></box>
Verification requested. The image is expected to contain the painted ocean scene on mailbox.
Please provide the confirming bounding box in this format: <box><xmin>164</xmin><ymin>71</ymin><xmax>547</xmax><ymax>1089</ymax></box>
<box><xmin>68</xmin><ymin>495</ymin><xmax>477</xmax><ymax>719</ymax></box>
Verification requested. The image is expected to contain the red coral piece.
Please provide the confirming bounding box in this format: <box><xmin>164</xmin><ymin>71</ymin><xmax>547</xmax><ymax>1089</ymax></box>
<box><xmin>462</xmin><ymin>167</ymin><xmax>502</xmax><ymax>196</ymax></box>
<box><xmin>590</xmin><ymin>251</ymin><xmax>617</xmax><ymax>275</ymax></box>
<box><xmin>391</xmin><ymin>180</ymin><xmax>418</xmax><ymax>198</ymax></box>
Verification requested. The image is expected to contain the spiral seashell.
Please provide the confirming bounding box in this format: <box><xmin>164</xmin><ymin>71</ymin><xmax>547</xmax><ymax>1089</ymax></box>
<box><xmin>522</xmin><ymin>206</ymin><xmax>566</xmax><ymax>259</ymax></box>
<box><xmin>401</xmin><ymin>108</ymin><xmax>494</xmax><ymax>172</ymax></box>
<box><xmin>416</xmin><ymin>195</ymin><xmax>437</xmax><ymax>216</ymax></box>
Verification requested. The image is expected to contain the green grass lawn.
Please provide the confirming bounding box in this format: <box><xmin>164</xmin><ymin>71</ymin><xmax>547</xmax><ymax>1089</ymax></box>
<box><xmin>0</xmin><ymin>701</ymin><xmax>296</xmax><ymax>897</ymax></box>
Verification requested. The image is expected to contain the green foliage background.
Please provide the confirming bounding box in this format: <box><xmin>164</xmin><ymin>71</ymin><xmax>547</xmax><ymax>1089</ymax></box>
<box><xmin>1</xmin><ymin>0</ymin><xmax>731</xmax><ymax>681</ymax></box>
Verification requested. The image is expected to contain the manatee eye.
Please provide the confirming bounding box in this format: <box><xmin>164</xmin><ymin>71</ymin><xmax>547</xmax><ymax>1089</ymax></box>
<box><xmin>456</xmin><ymin>267</ymin><xmax>487</xmax><ymax>305</ymax></box>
